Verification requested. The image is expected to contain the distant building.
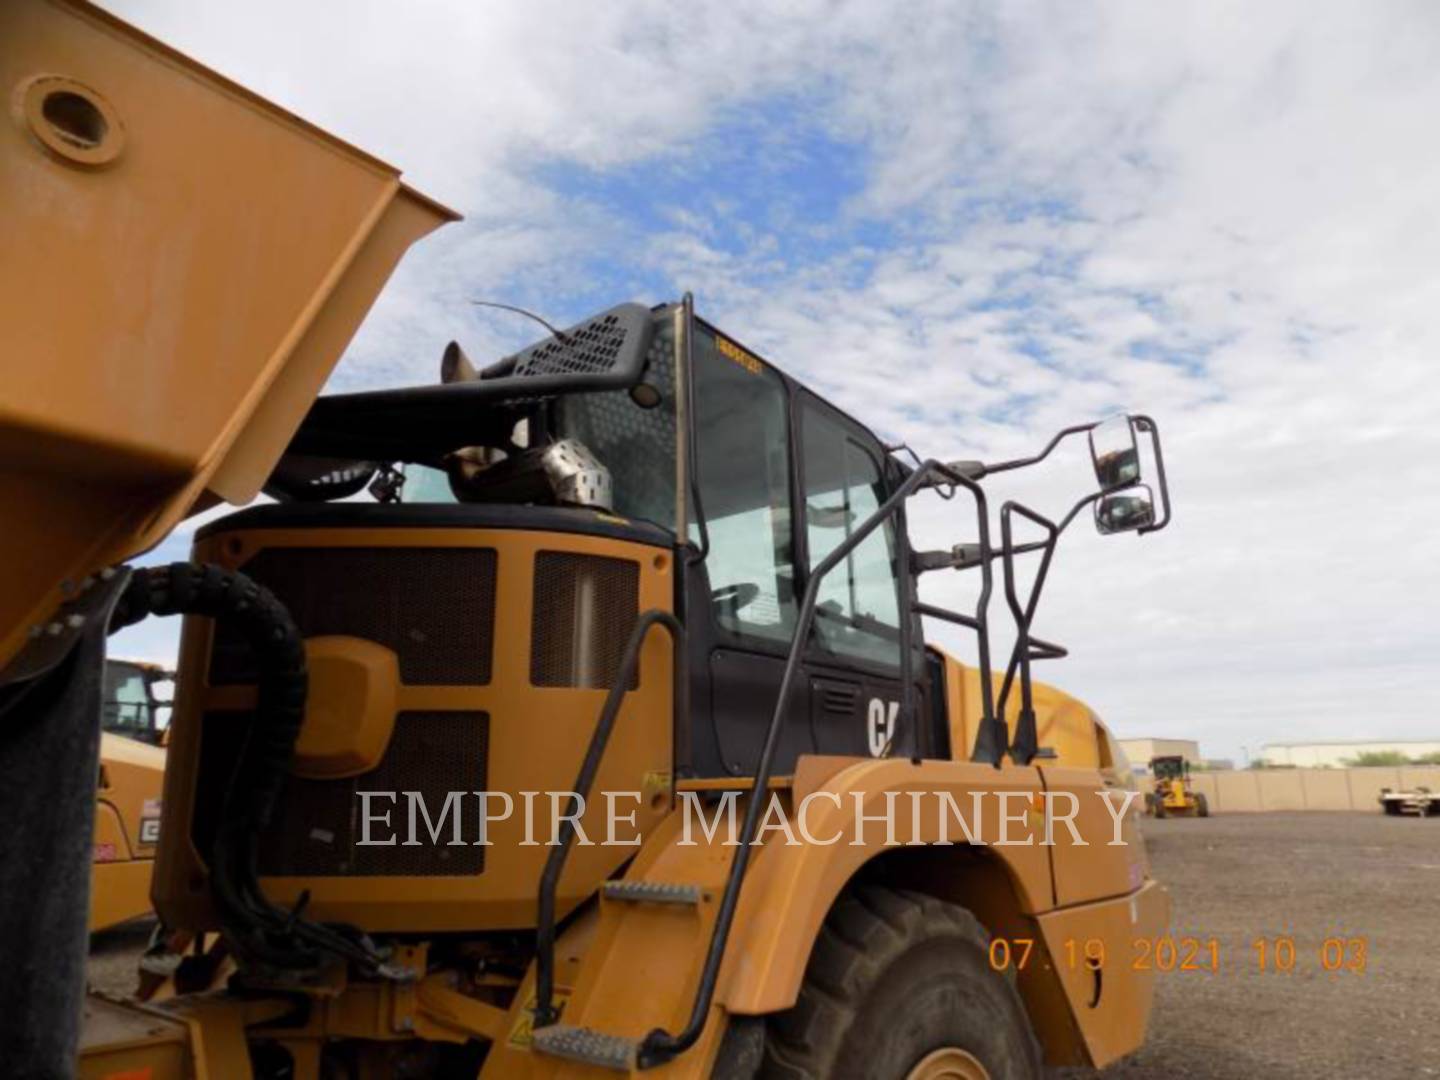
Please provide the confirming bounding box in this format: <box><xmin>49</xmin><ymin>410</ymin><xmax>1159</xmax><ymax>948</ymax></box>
<box><xmin>1260</xmin><ymin>740</ymin><xmax>1440</xmax><ymax>768</ymax></box>
<box><xmin>1117</xmin><ymin>738</ymin><xmax>1200</xmax><ymax>775</ymax></box>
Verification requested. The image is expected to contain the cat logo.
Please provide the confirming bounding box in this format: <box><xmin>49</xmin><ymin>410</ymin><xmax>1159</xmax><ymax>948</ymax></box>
<box><xmin>867</xmin><ymin>698</ymin><xmax>899</xmax><ymax>757</ymax></box>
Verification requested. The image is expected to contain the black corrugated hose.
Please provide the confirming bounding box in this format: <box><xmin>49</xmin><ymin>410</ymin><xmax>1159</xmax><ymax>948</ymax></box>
<box><xmin>110</xmin><ymin>562</ymin><xmax>398</xmax><ymax>979</ymax></box>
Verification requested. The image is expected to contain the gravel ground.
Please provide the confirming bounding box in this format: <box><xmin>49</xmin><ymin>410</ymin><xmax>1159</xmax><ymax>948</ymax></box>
<box><xmin>1062</xmin><ymin>812</ymin><xmax>1440</xmax><ymax>1079</ymax></box>
<box><xmin>89</xmin><ymin>812</ymin><xmax>1439</xmax><ymax>1076</ymax></box>
<box><xmin>88</xmin><ymin>917</ymin><xmax>155</xmax><ymax>998</ymax></box>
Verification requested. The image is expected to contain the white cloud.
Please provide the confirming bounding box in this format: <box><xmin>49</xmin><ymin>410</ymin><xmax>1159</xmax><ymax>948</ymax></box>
<box><xmin>102</xmin><ymin>0</ymin><xmax>1440</xmax><ymax>762</ymax></box>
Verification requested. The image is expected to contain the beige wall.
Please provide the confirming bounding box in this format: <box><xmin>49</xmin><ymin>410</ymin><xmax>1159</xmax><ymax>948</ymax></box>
<box><xmin>1187</xmin><ymin>766</ymin><xmax>1440</xmax><ymax>812</ymax></box>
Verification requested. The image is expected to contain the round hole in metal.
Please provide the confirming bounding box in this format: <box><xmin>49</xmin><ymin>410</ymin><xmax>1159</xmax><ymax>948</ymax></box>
<box><xmin>42</xmin><ymin>90</ymin><xmax>107</xmax><ymax>148</ymax></box>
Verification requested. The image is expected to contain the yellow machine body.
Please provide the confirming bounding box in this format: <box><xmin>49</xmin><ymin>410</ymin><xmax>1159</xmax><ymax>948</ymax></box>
<box><xmin>3</xmin><ymin>2</ymin><xmax>1172</xmax><ymax>1076</ymax></box>
<box><xmin>1161</xmin><ymin>779</ymin><xmax>1190</xmax><ymax>811</ymax></box>
<box><xmin>154</xmin><ymin>519</ymin><xmax>678</xmax><ymax>933</ymax></box>
<box><xmin>91</xmin><ymin>732</ymin><xmax>166</xmax><ymax>931</ymax></box>
<box><xmin>121</xmin><ymin>555</ymin><xmax>1166</xmax><ymax>1076</ymax></box>
<box><xmin>0</xmin><ymin>0</ymin><xmax>456</xmax><ymax>670</ymax></box>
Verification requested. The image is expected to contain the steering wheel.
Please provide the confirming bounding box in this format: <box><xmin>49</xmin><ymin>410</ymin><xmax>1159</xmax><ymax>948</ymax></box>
<box><xmin>711</xmin><ymin>583</ymin><xmax>760</xmax><ymax>613</ymax></box>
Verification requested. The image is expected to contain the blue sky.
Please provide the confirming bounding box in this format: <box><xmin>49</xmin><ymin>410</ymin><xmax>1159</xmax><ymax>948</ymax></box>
<box><xmin>107</xmin><ymin>0</ymin><xmax>1440</xmax><ymax>765</ymax></box>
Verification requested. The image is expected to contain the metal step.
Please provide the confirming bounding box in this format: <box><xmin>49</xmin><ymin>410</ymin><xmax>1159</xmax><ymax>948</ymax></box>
<box><xmin>601</xmin><ymin>879</ymin><xmax>702</xmax><ymax>905</ymax></box>
<box><xmin>531</xmin><ymin>1024</ymin><xmax>639</xmax><ymax>1070</ymax></box>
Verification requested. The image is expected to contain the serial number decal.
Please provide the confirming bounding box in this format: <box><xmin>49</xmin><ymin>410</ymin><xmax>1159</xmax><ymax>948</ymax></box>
<box><xmin>716</xmin><ymin>336</ymin><xmax>763</xmax><ymax>375</ymax></box>
<box><xmin>986</xmin><ymin>935</ymin><xmax>1369</xmax><ymax>975</ymax></box>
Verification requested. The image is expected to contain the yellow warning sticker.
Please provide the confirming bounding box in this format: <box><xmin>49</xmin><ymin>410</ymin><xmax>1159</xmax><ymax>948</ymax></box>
<box><xmin>716</xmin><ymin>336</ymin><xmax>763</xmax><ymax>375</ymax></box>
<box><xmin>509</xmin><ymin>990</ymin><xmax>570</xmax><ymax>1048</ymax></box>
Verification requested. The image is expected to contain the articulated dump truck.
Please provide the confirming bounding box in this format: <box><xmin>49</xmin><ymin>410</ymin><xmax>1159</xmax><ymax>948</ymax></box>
<box><xmin>0</xmin><ymin>3</ymin><xmax>1176</xmax><ymax>1078</ymax></box>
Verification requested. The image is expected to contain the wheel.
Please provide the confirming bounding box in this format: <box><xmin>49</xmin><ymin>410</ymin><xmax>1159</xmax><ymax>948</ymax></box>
<box><xmin>1195</xmin><ymin>793</ymin><xmax>1209</xmax><ymax>818</ymax></box>
<box><xmin>1143</xmin><ymin>793</ymin><xmax>1156</xmax><ymax>817</ymax></box>
<box><xmin>1153</xmin><ymin>799</ymin><xmax>1167</xmax><ymax>819</ymax></box>
<box><xmin>762</xmin><ymin>886</ymin><xmax>1042</xmax><ymax>1080</ymax></box>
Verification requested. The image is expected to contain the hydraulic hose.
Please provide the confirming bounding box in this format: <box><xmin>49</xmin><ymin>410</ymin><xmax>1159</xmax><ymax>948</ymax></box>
<box><xmin>110</xmin><ymin>562</ymin><xmax>395</xmax><ymax>978</ymax></box>
<box><xmin>112</xmin><ymin>562</ymin><xmax>306</xmax><ymax>828</ymax></box>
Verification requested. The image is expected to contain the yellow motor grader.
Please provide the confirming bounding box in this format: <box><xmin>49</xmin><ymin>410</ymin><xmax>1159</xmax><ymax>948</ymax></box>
<box><xmin>1144</xmin><ymin>757</ymin><xmax>1208</xmax><ymax>819</ymax></box>
<box><xmin>2</xmin><ymin>3</ymin><xmax>1176</xmax><ymax>1077</ymax></box>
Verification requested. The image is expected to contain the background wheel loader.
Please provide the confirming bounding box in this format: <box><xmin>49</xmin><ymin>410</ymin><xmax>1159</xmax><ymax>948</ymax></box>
<box><xmin>2</xmin><ymin>3</ymin><xmax>1176</xmax><ymax>1077</ymax></box>
<box><xmin>1144</xmin><ymin>755</ymin><xmax>1208</xmax><ymax>819</ymax></box>
<box><xmin>90</xmin><ymin>660</ymin><xmax>170</xmax><ymax>931</ymax></box>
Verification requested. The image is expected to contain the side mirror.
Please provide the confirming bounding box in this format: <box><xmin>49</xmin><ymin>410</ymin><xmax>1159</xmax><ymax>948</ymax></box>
<box><xmin>1089</xmin><ymin>415</ymin><xmax>1141</xmax><ymax>491</ymax></box>
<box><xmin>1095</xmin><ymin>484</ymin><xmax>1156</xmax><ymax>534</ymax></box>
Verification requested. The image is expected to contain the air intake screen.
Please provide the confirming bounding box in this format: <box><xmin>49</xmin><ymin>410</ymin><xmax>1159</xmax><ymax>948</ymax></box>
<box><xmin>209</xmin><ymin>547</ymin><xmax>496</xmax><ymax>686</ymax></box>
<box><xmin>193</xmin><ymin>711</ymin><xmax>489</xmax><ymax>877</ymax></box>
<box><xmin>531</xmin><ymin>553</ymin><xmax>639</xmax><ymax>688</ymax></box>
<box><xmin>515</xmin><ymin>309</ymin><xmax>635</xmax><ymax>378</ymax></box>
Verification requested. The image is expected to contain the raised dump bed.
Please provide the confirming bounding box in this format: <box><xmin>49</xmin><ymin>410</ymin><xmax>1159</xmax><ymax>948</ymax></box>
<box><xmin>0</xmin><ymin>0</ymin><xmax>455</xmax><ymax>666</ymax></box>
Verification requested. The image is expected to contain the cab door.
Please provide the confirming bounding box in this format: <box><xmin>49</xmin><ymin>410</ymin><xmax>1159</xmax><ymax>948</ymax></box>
<box><xmin>681</xmin><ymin>324</ymin><xmax>811</xmax><ymax>779</ymax></box>
<box><xmin>794</xmin><ymin>392</ymin><xmax>911</xmax><ymax>760</ymax></box>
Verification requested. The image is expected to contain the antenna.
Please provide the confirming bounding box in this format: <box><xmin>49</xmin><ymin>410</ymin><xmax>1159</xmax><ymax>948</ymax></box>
<box><xmin>468</xmin><ymin>300</ymin><xmax>574</xmax><ymax>344</ymax></box>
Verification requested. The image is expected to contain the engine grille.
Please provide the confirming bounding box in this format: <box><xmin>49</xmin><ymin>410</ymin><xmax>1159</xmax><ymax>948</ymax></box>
<box><xmin>209</xmin><ymin>547</ymin><xmax>496</xmax><ymax>686</ymax></box>
<box><xmin>531</xmin><ymin>553</ymin><xmax>639</xmax><ymax>689</ymax></box>
<box><xmin>193</xmin><ymin>711</ymin><xmax>489</xmax><ymax>877</ymax></box>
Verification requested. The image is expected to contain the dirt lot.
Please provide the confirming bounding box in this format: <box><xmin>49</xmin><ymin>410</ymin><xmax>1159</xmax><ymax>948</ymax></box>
<box><xmin>88</xmin><ymin>917</ymin><xmax>155</xmax><ymax>999</ymax></box>
<box><xmin>91</xmin><ymin>812</ymin><xmax>1439</xmax><ymax>1076</ymax></box>
<box><xmin>1064</xmin><ymin>812</ymin><xmax>1440</xmax><ymax>1079</ymax></box>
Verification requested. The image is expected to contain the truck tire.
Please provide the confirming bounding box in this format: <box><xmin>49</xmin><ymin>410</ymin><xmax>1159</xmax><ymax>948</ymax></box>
<box><xmin>1152</xmin><ymin>798</ymin><xmax>1167</xmax><ymax>819</ymax></box>
<box><xmin>1195</xmin><ymin>794</ymin><xmax>1209</xmax><ymax>818</ymax></box>
<box><xmin>762</xmin><ymin>886</ymin><xmax>1042</xmax><ymax>1080</ymax></box>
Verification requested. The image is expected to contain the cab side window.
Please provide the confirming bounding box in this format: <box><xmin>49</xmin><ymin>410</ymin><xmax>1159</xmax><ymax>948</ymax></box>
<box><xmin>691</xmin><ymin>329</ymin><xmax>797</xmax><ymax>643</ymax></box>
<box><xmin>801</xmin><ymin>400</ymin><xmax>902</xmax><ymax>669</ymax></box>
<box><xmin>103</xmin><ymin>666</ymin><xmax>152</xmax><ymax>737</ymax></box>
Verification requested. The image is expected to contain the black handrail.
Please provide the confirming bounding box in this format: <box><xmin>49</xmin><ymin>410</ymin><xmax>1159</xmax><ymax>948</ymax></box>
<box><xmin>996</xmin><ymin>502</ymin><xmax>1058</xmax><ymax>766</ymax></box>
<box><xmin>994</xmin><ymin>491</ymin><xmax>1103</xmax><ymax>764</ymax></box>
<box><xmin>636</xmin><ymin>459</ymin><xmax>997</xmax><ymax>1067</ymax></box>
<box><xmin>533</xmin><ymin>609</ymin><xmax>684</xmax><ymax>1026</ymax></box>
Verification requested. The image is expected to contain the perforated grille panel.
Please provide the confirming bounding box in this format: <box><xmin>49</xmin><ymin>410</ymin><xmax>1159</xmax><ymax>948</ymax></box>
<box><xmin>192</xmin><ymin>711</ymin><xmax>489</xmax><ymax>877</ymax></box>
<box><xmin>531</xmin><ymin>553</ymin><xmax>639</xmax><ymax>688</ymax></box>
<box><xmin>514</xmin><ymin>311</ymin><xmax>631</xmax><ymax>378</ymax></box>
<box><xmin>556</xmin><ymin>324</ymin><xmax>676</xmax><ymax>528</ymax></box>
<box><xmin>209</xmin><ymin>547</ymin><xmax>496</xmax><ymax>686</ymax></box>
